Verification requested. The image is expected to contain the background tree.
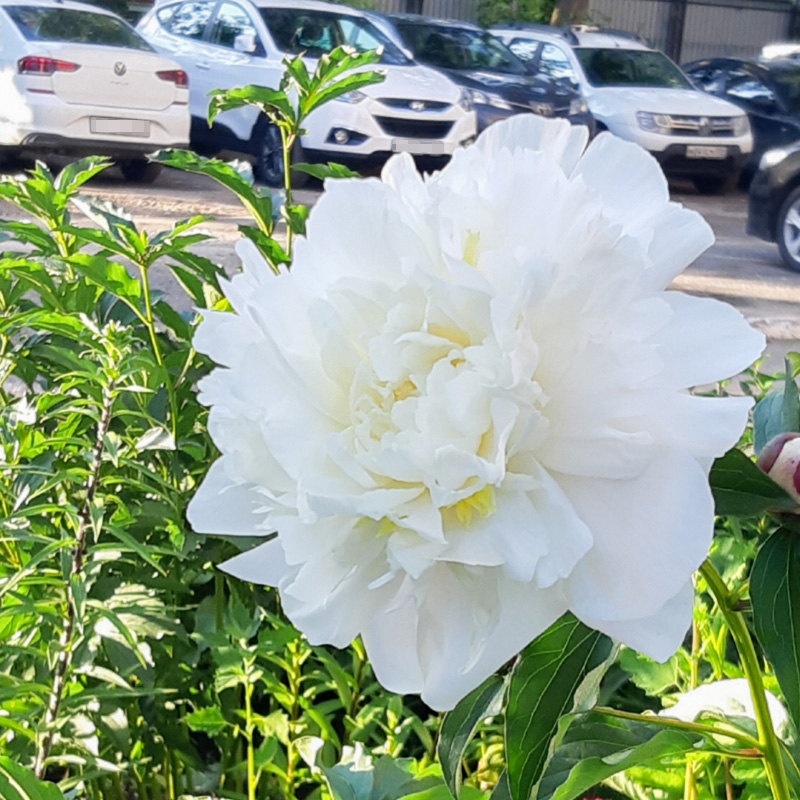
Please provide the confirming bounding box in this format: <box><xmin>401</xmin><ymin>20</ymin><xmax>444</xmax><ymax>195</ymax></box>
<box><xmin>477</xmin><ymin>0</ymin><xmax>557</xmax><ymax>27</ymax></box>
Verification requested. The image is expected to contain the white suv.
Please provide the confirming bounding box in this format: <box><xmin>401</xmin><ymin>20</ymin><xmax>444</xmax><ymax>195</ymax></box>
<box><xmin>138</xmin><ymin>0</ymin><xmax>477</xmax><ymax>185</ymax></box>
<box><xmin>491</xmin><ymin>25</ymin><xmax>753</xmax><ymax>194</ymax></box>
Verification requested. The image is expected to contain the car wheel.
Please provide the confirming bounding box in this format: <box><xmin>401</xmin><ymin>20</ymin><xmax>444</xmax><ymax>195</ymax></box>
<box><xmin>777</xmin><ymin>186</ymin><xmax>800</xmax><ymax>271</ymax></box>
<box><xmin>119</xmin><ymin>159</ymin><xmax>163</xmax><ymax>184</ymax></box>
<box><xmin>692</xmin><ymin>173</ymin><xmax>737</xmax><ymax>195</ymax></box>
<box><xmin>253</xmin><ymin>121</ymin><xmax>308</xmax><ymax>189</ymax></box>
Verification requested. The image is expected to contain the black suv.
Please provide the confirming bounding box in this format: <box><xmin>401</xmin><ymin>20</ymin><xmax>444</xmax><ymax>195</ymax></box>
<box><xmin>370</xmin><ymin>13</ymin><xmax>595</xmax><ymax>134</ymax></box>
<box><xmin>684</xmin><ymin>57</ymin><xmax>800</xmax><ymax>182</ymax></box>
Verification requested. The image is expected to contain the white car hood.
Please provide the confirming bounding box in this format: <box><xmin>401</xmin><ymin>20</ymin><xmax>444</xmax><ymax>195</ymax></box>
<box><xmin>362</xmin><ymin>64</ymin><xmax>461</xmax><ymax>104</ymax></box>
<box><xmin>589</xmin><ymin>86</ymin><xmax>744</xmax><ymax>118</ymax></box>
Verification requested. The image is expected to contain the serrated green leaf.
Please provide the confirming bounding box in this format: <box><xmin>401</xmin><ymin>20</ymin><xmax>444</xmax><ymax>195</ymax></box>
<box><xmin>185</xmin><ymin>706</ymin><xmax>229</xmax><ymax>735</ymax></box>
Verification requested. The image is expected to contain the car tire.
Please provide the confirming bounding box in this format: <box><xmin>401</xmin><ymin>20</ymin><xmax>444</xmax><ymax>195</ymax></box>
<box><xmin>777</xmin><ymin>186</ymin><xmax>800</xmax><ymax>271</ymax></box>
<box><xmin>119</xmin><ymin>159</ymin><xmax>163</xmax><ymax>184</ymax></box>
<box><xmin>692</xmin><ymin>173</ymin><xmax>737</xmax><ymax>195</ymax></box>
<box><xmin>253</xmin><ymin>120</ymin><xmax>308</xmax><ymax>189</ymax></box>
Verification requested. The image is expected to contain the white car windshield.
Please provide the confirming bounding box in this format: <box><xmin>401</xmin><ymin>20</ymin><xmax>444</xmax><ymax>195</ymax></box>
<box><xmin>260</xmin><ymin>8</ymin><xmax>411</xmax><ymax>65</ymax></box>
<box><xmin>6</xmin><ymin>5</ymin><xmax>153</xmax><ymax>50</ymax></box>
<box><xmin>576</xmin><ymin>48</ymin><xmax>691</xmax><ymax>88</ymax></box>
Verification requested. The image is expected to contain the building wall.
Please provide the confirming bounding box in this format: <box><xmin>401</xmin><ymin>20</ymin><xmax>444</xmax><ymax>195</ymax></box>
<box><xmin>587</xmin><ymin>0</ymin><xmax>794</xmax><ymax>63</ymax></box>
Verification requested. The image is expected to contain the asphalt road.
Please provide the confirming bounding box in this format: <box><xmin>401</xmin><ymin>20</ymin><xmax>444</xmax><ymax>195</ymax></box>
<box><xmin>5</xmin><ymin>163</ymin><xmax>800</xmax><ymax>370</ymax></box>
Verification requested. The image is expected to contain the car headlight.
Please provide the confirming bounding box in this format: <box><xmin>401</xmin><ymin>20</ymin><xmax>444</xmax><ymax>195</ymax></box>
<box><xmin>471</xmin><ymin>89</ymin><xmax>512</xmax><ymax>111</ymax></box>
<box><xmin>732</xmin><ymin>114</ymin><xmax>751</xmax><ymax>137</ymax></box>
<box><xmin>636</xmin><ymin>111</ymin><xmax>671</xmax><ymax>134</ymax></box>
<box><xmin>458</xmin><ymin>88</ymin><xmax>474</xmax><ymax>112</ymax></box>
<box><xmin>336</xmin><ymin>90</ymin><xmax>368</xmax><ymax>104</ymax></box>
<box><xmin>760</xmin><ymin>147</ymin><xmax>791</xmax><ymax>171</ymax></box>
<box><xmin>569</xmin><ymin>97</ymin><xmax>588</xmax><ymax>116</ymax></box>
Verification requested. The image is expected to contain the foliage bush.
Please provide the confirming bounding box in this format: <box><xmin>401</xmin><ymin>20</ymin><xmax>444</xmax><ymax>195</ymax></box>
<box><xmin>3</xmin><ymin>44</ymin><xmax>800</xmax><ymax>800</ymax></box>
<box><xmin>476</xmin><ymin>0</ymin><xmax>557</xmax><ymax>28</ymax></box>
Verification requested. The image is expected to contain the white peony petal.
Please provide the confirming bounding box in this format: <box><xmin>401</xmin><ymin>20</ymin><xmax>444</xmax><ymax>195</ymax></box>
<box><xmin>560</xmin><ymin>450</ymin><xmax>713</xmax><ymax>622</ymax></box>
<box><xmin>653</xmin><ymin>292</ymin><xmax>766</xmax><ymax>389</ymax></box>
<box><xmin>414</xmin><ymin>565</ymin><xmax>568</xmax><ymax>710</ymax></box>
<box><xmin>473</xmin><ymin>113</ymin><xmax>589</xmax><ymax>175</ymax></box>
<box><xmin>187</xmin><ymin>459</ymin><xmax>269</xmax><ymax>536</ymax></box>
<box><xmin>219</xmin><ymin>536</ymin><xmax>289</xmax><ymax>586</ymax></box>
<box><xmin>579</xmin><ymin>580</ymin><xmax>694</xmax><ymax>662</ymax></box>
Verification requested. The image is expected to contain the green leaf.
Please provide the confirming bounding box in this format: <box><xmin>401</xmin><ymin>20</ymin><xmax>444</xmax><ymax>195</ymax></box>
<box><xmin>151</xmin><ymin>150</ymin><xmax>274</xmax><ymax>235</ymax></box>
<box><xmin>709</xmin><ymin>448</ymin><xmax>796</xmax><ymax>516</ymax></box>
<box><xmin>67</xmin><ymin>254</ymin><xmax>142</xmax><ymax>311</ymax></box>
<box><xmin>0</xmin><ymin>758</ymin><xmax>64</xmax><ymax>800</ymax></box>
<box><xmin>537</xmin><ymin>712</ymin><xmax>705</xmax><ymax>800</ymax></box>
<box><xmin>751</xmin><ymin>527</ymin><xmax>800</xmax><ymax>731</ymax></box>
<box><xmin>208</xmin><ymin>85</ymin><xmax>295</xmax><ymax>126</ymax></box>
<box><xmin>293</xmin><ymin>162</ymin><xmax>359</xmax><ymax>180</ymax></box>
<box><xmin>505</xmin><ymin>614</ymin><xmax>613</xmax><ymax>800</ymax></box>
<box><xmin>281</xmin><ymin>203</ymin><xmax>310</xmax><ymax>236</ymax></box>
<box><xmin>437</xmin><ymin>674</ymin><xmax>504</xmax><ymax>798</ymax></box>
<box><xmin>185</xmin><ymin>706</ymin><xmax>229</xmax><ymax>736</ymax></box>
<box><xmin>753</xmin><ymin>360</ymin><xmax>800</xmax><ymax>454</ymax></box>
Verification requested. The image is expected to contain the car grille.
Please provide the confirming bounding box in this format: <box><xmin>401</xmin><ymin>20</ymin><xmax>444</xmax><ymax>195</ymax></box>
<box><xmin>665</xmin><ymin>115</ymin><xmax>736</xmax><ymax>136</ymax></box>
<box><xmin>379</xmin><ymin>98</ymin><xmax>452</xmax><ymax>112</ymax></box>
<box><xmin>375</xmin><ymin>117</ymin><xmax>455</xmax><ymax>139</ymax></box>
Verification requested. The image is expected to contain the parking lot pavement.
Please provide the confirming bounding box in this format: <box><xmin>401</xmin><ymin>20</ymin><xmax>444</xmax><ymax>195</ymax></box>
<box><xmin>2</xmin><ymin>164</ymin><xmax>799</xmax><ymax>369</ymax></box>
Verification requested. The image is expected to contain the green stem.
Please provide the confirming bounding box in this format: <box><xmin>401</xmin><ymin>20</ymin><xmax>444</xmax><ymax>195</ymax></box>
<box><xmin>137</xmin><ymin>262</ymin><xmax>178</xmax><ymax>441</ymax></box>
<box><xmin>278</xmin><ymin>126</ymin><xmax>294</xmax><ymax>261</ymax></box>
<box><xmin>245</xmin><ymin>679</ymin><xmax>257</xmax><ymax>800</ymax></box>
<box><xmin>699</xmin><ymin>560</ymin><xmax>793</xmax><ymax>800</ymax></box>
<box><xmin>593</xmin><ymin>706</ymin><xmax>762</xmax><ymax>751</ymax></box>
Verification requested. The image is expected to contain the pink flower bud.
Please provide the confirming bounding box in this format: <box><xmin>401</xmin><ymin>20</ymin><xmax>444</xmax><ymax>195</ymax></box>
<box><xmin>757</xmin><ymin>433</ymin><xmax>800</xmax><ymax>503</ymax></box>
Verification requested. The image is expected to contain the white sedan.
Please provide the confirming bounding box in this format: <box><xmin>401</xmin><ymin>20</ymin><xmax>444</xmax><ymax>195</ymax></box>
<box><xmin>0</xmin><ymin>0</ymin><xmax>190</xmax><ymax>182</ymax></box>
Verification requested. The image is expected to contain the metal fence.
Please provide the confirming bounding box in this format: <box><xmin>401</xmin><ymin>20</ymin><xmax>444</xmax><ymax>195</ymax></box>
<box><xmin>586</xmin><ymin>0</ymin><xmax>795</xmax><ymax>63</ymax></box>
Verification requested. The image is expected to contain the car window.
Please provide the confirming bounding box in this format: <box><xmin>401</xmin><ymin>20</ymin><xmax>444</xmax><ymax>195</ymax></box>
<box><xmin>5</xmin><ymin>5</ymin><xmax>153</xmax><ymax>49</ymax></box>
<box><xmin>726</xmin><ymin>70</ymin><xmax>778</xmax><ymax>110</ymax></box>
<box><xmin>156</xmin><ymin>4</ymin><xmax>178</xmax><ymax>24</ymax></box>
<box><xmin>260</xmin><ymin>8</ymin><xmax>409</xmax><ymax>64</ymax></box>
<box><xmin>508</xmin><ymin>37</ymin><xmax>539</xmax><ymax>63</ymax></box>
<box><xmin>685</xmin><ymin>63</ymin><xmax>727</xmax><ymax>92</ymax></box>
<box><xmin>166</xmin><ymin>0</ymin><xmax>214</xmax><ymax>40</ymax></box>
<box><xmin>211</xmin><ymin>2</ymin><xmax>259</xmax><ymax>48</ymax></box>
<box><xmin>539</xmin><ymin>43</ymin><xmax>576</xmax><ymax>81</ymax></box>
<box><xmin>395</xmin><ymin>22</ymin><xmax>526</xmax><ymax>75</ymax></box>
<box><xmin>576</xmin><ymin>48</ymin><xmax>691</xmax><ymax>88</ymax></box>
<box><xmin>770</xmin><ymin>67</ymin><xmax>800</xmax><ymax>113</ymax></box>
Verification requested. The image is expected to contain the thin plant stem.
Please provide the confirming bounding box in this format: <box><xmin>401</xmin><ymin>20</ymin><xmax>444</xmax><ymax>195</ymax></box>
<box><xmin>699</xmin><ymin>560</ymin><xmax>793</xmax><ymax>800</ymax></box>
<box><xmin>137</xmin><ymin>261</ymin><xmax>179</xmax><ymax>441</ymax></box>
<box><xmin>245</xmin><ymin>679</ymin><xmax>257</xmax><ymax>800</ymax></box>
<box><xmin>592</xmin><ymin>706</ymin><xmax>762</xmax><ymax>751</ymax></box>
<box><xmin>685</xmin><ymin>616</ymin><xmax>701</xmax><ymax>800</ymax></box>
<box><xmin>34</xmin><ymin>377</ymin><xmax>115</xmax><ymax>776</ymax></box>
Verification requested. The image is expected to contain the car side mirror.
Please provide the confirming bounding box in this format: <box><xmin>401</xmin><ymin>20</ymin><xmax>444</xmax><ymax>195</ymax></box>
<box><xmin>234</xmin><ymin>33</ymin><xmax>257</xmax><ymax>53</ymax></box>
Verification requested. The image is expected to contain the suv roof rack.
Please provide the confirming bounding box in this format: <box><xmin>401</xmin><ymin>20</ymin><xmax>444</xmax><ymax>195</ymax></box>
<box><xmin>492</xmin><ymin>22</ymin><xmax>579</xmax><ymax>45</ymax></box>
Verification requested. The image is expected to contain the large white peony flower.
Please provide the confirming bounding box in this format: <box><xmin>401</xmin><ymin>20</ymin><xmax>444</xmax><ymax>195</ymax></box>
<box><xmin>188</xmin><ymin>116</ymin><xmax>765</xmax><ymax>711</ymax></box>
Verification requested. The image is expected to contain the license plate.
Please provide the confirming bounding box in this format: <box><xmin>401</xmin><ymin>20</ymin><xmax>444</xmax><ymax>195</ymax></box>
<box><xmin>686</xmin><ymin>145</ymin><xmax>727</xmax><ymax>160</ymax></box>
<box><xmin>90</xmin><ymin>118</ymin><xmax>150</xmax><ymax>137</ymax></box>
<box><xmin>392</xmin><ymin>138</ymin><xmax>445</xmax><ymax>155</ymax></box>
